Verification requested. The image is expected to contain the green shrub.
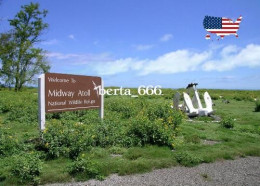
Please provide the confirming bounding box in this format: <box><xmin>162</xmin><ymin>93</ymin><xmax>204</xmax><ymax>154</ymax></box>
<box><xmin>42</xmin><ymin>120</ymin><xmax>93</xmax><ymax>159</ymax></box>
<box><xmin>67</xmin><ymin>158</ymin><xmax>87</xmax><ymax>175</ymax></box>
<box><xmin>5</xmin><ymin>105</ymin><xmax>38</xmax><ymax>124</ymax></box>
<box><xmin>92</xmin><ymin>119</ymin><xmax>127</xmax><ymax>147</ymax></box>
<box><xmin>255</xmin><ymin>101</ymin><xmax>260</xmax><ymax>112</ymax></box>
<box><xmin>127</xmin><ymin>116</ymin><xmax>175</xmax><ymax>147</ymax></box>
<box><xmin>146</xmin><ymin>103</ymin><xmax>169</xmax><ymax>121</ymax></box>
<box><xmin>233</xmin><ymin>95</ymin><xmax>253</xmax><ymax>102</ymax></box>
<box><xmin>42</xmin><ymin>119</ymin><xmax>127</xmax><ymax>159</ymax></box>
<box><xmin>233</xmin><ymin>96</ymin><xmax>242</xmax><ymax>101</ymax></box>
<box><xmin>174</xmin><ymin>151</ymin><xmax>202</xmax><ymax>167</ymax></box>
<box><xmin>41</xmin><ymin>100</ymin><xmax>183</xmax><ymax>158</ymax></box>
<box><xmin>168</xmin><ymin>109</ymin><xmax>183</xmax><ymax>130</ymax></box>
<box><xmin>67</xmin><ymin>157</ymin><xmax>101</xmax><ymax>179</ymax></box>
<box><xmin>0</xmin><ymin>91</ymin><xmax>38</xmax><ymax>124</ymax></box>
<box><xmin>11</xmin><ymin>152</ymin><xmax>43</xmax><ymax>184</ymax></box>
<box><xmin>210</xmin><ymin>95</ymin><xmax>219</xmax><ymax>100</ymax></box>
<box><xmin>163</xmin><ymin>94</ymin><xmax>173</xmax><ymax>100</ymax></box>
<box><xmin>106</xmin><ymin>99</ymin><xmax>138</xmax><ymax>119</ymax></box>
<box><xmin>0</xmin><ymin>131</ymin><xmax>21</xmax><ymax>156</ymax></box>
<box><xmin>220</xmin><ymin>117</ymin><xmax>235</xmax><ymax>129</ymax></box>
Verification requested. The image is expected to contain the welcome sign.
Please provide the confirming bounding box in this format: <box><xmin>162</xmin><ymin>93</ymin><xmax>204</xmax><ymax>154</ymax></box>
<box><xmin>45</xmin><ymin>73</ymin><xmax>102</xmax><ymax>112</ymax></box>
<box><xmin>38</xmin><ymin>73</ymin><xmax>104</xmax><ymax>130</ymax></box>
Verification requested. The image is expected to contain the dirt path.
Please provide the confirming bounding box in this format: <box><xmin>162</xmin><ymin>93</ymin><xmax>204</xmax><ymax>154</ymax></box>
<box><xmin>47</xmin><ymin>156</ymin><xmax>260</xmax><ymax>186</ymax></box>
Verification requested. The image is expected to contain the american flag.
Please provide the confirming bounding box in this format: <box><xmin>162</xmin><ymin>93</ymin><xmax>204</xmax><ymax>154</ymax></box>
<box><xmin>203</xmin><ymin>15</ymin><xmax>242</xmax><ymax>39</ymax></box>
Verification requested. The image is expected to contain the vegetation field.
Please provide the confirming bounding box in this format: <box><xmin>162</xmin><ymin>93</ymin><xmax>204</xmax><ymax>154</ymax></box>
<box><xmin>0</xmin><ymin>88</ymin><xmax>260</xmax><ymax>185</ymax></box>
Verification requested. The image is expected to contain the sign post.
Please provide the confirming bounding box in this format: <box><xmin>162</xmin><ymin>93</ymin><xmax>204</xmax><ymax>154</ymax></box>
<box><xmin>38</xmin><ymin>74</ymin><xmax>46</xmax><ymax>130</ymax></box>
<box><xmin>38</xmin><ymin>73</ymin><xmax>103</xmax><ymax>130</ymax></box>
<box><xmin>99</xmin><ymin>79</ymin><xmax>104</xmax><ymax>119</ymax></box>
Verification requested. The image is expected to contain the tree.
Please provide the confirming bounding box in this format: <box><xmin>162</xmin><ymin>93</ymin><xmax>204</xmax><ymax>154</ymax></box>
<box><xmin>0</xmin><ymin>2</ymin><xmax>50</xmax><ymax>91</ymax></box>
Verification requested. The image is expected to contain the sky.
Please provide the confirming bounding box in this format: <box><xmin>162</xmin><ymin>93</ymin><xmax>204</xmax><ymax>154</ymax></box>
<box><xmin>1</xmin><ymin>0</ymin><xmax>260</xmax><ymax>89</ymax></box>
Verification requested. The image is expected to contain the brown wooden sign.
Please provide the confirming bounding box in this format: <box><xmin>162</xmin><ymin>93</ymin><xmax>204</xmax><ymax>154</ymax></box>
<box><xmin>44</xmin><ymin>73</ymin><xmax>101</xmax><ymax>113</ymax></box>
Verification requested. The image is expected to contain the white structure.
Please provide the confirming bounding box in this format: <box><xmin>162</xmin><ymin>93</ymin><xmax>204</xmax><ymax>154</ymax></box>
<box><xmin>173</xmin><ymin>83</ymin><xmax>213</xmax><ymax>117</ymax></box>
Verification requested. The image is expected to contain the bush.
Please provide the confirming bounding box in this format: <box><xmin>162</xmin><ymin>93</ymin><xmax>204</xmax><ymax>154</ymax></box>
<box><xmin>11</xmin><ymin>152</ymin><xmax>43</xmax><ymax>184</ymax></box>
<box><xmin>42</xmin><ymin>100</ymin><xmax>183</xmax><ymax>158</ymax></box>
<box><xmin>0</xmin><ymin>91</ymin><xmax>38</xmax><ymax>124</ymax></box>
<box><xmin>146</xmin><ymin>103</ymin><xmax>169</xmax><ymax>121</ymax></box>
<box><xmin>5</xmin><ymin>105</ymin><xmax>38</xmax><ymax>124</ymax></box>
<box><xmin>127</xmin><ymin>116</ymin><xmax>168</xmax><ymax>146</ymax></box>
<box><xmin>126</xmin><ymin>108</ymin><xmax>182</xmax><ymax>147</ymax></box>
<box><xmin>92</xmin><ymin>119</ymin><xmax>127</xmax><ymax>147</ymax></box>
<box><xmin>67</xmin><ymin>157</ymin><xmax>101</xmax><ymax>179</ymax></box>
<box><xmin>67</xmin><ymin>158</ymin><xmax>88</xmax><ymax>175</ymax></box>
<box><xmin>42</xmin><ymin>120</ymin><xmax>93</xmax><ymax>159</ymax></box>
<box><xmin>220</xmin><ymin>117</ymin><xmax>235</xmax><ymax>129</ymax></box>
<box><xmin>233</xmin><ymin>95</ymin><xmax>253</xmax><ymax>102</ymax></box>
<box><xmin>233</xmin><ymin>96</ymin><xmax>242</xmax><ymax>101</ymax></box>
<box><xmin>40</xmin><ymin>99</ymin><xmax>183</xmax><ymax>159</ymax></box>
<box><xmin>210</xmin><ymin>95</ymin><xmax>219</xmax><ymax>100</ymax></box>
<box><xmin>174</xmin><ymin>151</ymin><xmax>202</xmax><ymax>167</ymax></box>
<box><xmin>106</xmin><ymin>98</ymin><xmax>139</xmax><ymax>119</ymax></box>
<box><xmin>255</xmin><ymin>101</ymin><xmax>260</xmax><ymax>112</ymax></box>
<box><xmin>0</xmin><ymin>131</ymin><xmax>21</xmax><ymax>156</ymax></box>
<box><xmin>42</xmin><ymin>119</ymin><xmax>127</xmax><ymax>159</ymax></box>
<box><xmin>93</xmin><ymin>105</ymin><xmax>183</xmax><ymax>148</ymax></box>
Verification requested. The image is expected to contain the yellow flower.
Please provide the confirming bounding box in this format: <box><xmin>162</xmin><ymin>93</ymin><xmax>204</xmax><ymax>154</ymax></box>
<box><xmin>45</xmin><ymin>143</ymin><xmax>49</xmax><ymax>147</ymax></box>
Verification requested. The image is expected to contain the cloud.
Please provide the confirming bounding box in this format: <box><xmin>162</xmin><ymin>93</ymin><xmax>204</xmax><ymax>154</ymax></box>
<box><xmin>203</xmin><ymin>44</ymin><xmax>260</xmax><ymax>71</ymax></box>
<box><xmin>134</xmin><ymin>44</ymin><xmax>154</xmax><ymax>51</ymax></box>
<box><xmin>160</xmin><ymin>34</ymin><xmax>173</xmax><ymax>42</ymax></box>
<box><xmin>46</xmin><ymin>52</ymin><xmax>82</xmax><ymax>60</ymax></box>
<box><xmin>141</xmin><ymin>50</ymin><xmax>211</xmax><ymax>75</ymax></box>
<box><xmin>93</xmin><ymin>58</ymin><xmax>145</xmax><ymax>75</ymax></box>
<box><xmin>47</xmin><ymin>44</ymin><xmax>260</xmax><ymax>76</ymax></box>
<box><xmin>68</xmin><ymin>34</ymin><xmax>75</xmax><ymax>40</ymax></box>
<box><xmin>91</xmin><ymin>49</ymin><xmax>211</xmax><ymax>76</ymax></box>
<box><xmin>47</xmin><ymin>52</ymin><xmax>112</xmax><ymax>64</ymax></box>
<box><xmin>42</xmin><ymin>39</ymin><xmax>59</xmax><ymax>45</ymax></box>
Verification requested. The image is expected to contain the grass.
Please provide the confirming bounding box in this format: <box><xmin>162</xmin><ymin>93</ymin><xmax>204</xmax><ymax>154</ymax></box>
<box><xmin>0</xmin><ymin>88</ymin><xmax>260</xmax><ymax>185</ymax></box>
